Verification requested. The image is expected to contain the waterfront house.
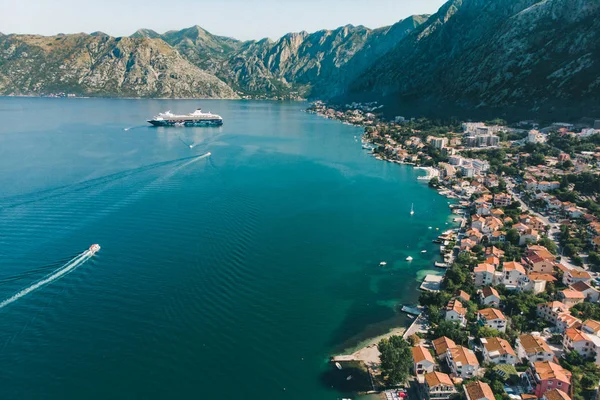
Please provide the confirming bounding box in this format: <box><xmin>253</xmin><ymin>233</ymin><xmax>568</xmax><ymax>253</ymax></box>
<box><xmin>474</xmin><ymin>263</ymin><xmax>495</xmax><ymax>287</ymax></box>
<box><xmin>542</xmin><ymin>389</ymin><xmax>571</xmax><ymax>400</ymax></box>
<box><xmin>480</xmin><ymin>286</ymin><xmax>501</xmax><ymax>307</ymax></box>
<box><xmin>524</xmin><ymin>361</ymin><xmax>572</xmax><ymax>398</ymax></box>
<box><xmin>477</xmin><ymin>308</ymin><xmax>507</xmax><ymax>332</ymax></box>
<box><xmin>559</xmin><ymin>289</ymin><xmax>585</xmax><ymax>308</ymax></box>
<box><xmin>562</xmin><ymin>269</ymin><xmax>592</xmax><ymax>286</ymax></box>
<box><xmin>412</xmin><ymin>345</ymin><xmax>436</xmax><ymax>375</ymax></box>
<box><xmin>423</xmin><ymin>372</ymin><xmax>457</xmax><ymax>400</ymax></box>
<box><xmin>445</xmin><ymin>300</ymin><xmax>467</xmax><ymax>326</ymax></box>
<box><xmin>503</xmin><ymin>261</ymin><xmax>527</xmax><ymax>289</ymax></box>
<box><xmin>463</xmin><ymin>381</ymin><xmax>494</xmax><ymax>400</ymax></box>
<box><xmin>481</xmin><ymin>337</ymin><xmax>517</xmax><ymax>365</ymax></box>
<box><xmin>432</xmin><ymin>336</ymin><xmax>456</xmax><ymax>360</ymax></box>
<box><xmin>516</xmin><ymin>333</ymin><xmax>555</xmax><ymax>363</ymax></box>
<box><xmin>569</xmin><ymin>281</ymin><xmax>600</xmax><ymax>302</ymax></box>
<box><xmin>446</xmin><ymin>346</ymin><xmax>479</xmax><ymax>378</ymax></box>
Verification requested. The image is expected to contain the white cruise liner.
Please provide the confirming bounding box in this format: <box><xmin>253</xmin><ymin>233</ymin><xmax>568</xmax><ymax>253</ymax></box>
<box><xmin>148</xmin><ymin>108</ymin><xmax>223</xmax><ymax>127</ymax></box>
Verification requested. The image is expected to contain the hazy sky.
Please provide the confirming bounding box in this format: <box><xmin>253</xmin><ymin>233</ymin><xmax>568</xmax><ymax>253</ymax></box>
<box><xmin>2</xmin><ymin>0</ymin><xmax>447</xmax><ymax>40</ymax></box>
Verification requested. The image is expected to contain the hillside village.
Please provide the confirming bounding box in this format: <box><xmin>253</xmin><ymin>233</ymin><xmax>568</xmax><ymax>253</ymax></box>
<box><xmin>309</xmin><ymin>102</ymin><xmax>600</xmax><ymax>400</ymax></box>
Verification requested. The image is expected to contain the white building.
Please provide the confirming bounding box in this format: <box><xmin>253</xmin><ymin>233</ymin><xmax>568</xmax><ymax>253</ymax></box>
<box><xmin>481</xmin><ymin>337</ymin><xmax>517</xmax><ymax>365</ymax></box>
<box><xmin>447</xmin><ymin>346</ymin><xmax>479</xmax><ymax>378</ymax></box>
<box><xmin>516</xmin><ymin>333</ymin><xmax>555</xmax><ymax>363</ymax></box>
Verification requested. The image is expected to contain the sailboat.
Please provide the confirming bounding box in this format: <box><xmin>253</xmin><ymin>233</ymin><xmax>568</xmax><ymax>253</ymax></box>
<box><xmin>410</xmin><ymin>203</ymin><xmax>415</xmax><ymax>216</ymax></box>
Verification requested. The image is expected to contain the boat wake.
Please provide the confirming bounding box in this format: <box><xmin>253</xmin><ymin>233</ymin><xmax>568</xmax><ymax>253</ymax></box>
<box><xmin>123</xmin><ymin>125</ymin><xmax>147</xmax><ymax>132</ymax></box>
<box><xmin>0</xmin><ymin>248</ymin><xmax>97</xmax><ymax>310</ymax></box>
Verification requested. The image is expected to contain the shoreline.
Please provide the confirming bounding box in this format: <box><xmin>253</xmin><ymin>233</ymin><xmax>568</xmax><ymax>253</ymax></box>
<box><xmin>319</xmin><ymin>104</ymin><xmax>461</xmax><ymax>376</ymax></box>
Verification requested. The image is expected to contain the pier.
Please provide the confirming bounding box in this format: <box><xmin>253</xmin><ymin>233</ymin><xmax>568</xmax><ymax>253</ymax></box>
<box><xmin>419</xmin><ymin>274</ymin><xmax>443</xmax><ymax>292</ymax></box>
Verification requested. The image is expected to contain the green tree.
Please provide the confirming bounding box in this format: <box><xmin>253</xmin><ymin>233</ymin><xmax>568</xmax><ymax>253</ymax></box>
<box><xmin>538</xmin><ymin>237</ymin><xmax>558</xmax><ymax>254</ymax></box>
<box><xmin>506</xmin><ymin>229</ymin><xmax>520</xmax><ymax>246</ymax></box>
<box><xmin>378</xmin><ymin>336</ymin><xmax>412</xmax><ymax>385</ymax></box>
<box><xmin>433</xmin><ymin>321</ymin><xmax>469</xmax><ymax>346</ymax></box>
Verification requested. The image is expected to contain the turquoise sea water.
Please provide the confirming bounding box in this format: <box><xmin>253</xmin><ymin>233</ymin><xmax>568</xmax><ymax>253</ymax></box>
<box><xmin>0</xmin><ymin>98</ymin><xmax>451</xmax><ymax>399</ymax></box>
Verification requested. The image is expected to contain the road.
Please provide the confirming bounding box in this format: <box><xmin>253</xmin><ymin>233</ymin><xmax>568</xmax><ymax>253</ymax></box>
<box><xmin>506</xmin><ymin>181</ymin><xmax>582</xmax><ymax>272</ymax></box>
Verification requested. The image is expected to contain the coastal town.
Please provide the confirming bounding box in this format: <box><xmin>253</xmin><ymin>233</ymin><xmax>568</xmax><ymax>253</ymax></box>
<box><xmin>308</xmin><ymin>102</ymin><xmax>600</xmax><ymax>400</ymax></box>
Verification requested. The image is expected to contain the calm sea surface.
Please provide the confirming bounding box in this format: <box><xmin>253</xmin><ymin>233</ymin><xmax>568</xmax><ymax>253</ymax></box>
<box><xmin>0</xmin><ymin>98</ymin><xmax>452</xmax><ymax>399</ymax></box>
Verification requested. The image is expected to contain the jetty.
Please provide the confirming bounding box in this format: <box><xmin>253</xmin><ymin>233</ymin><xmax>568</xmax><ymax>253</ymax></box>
<box><xmin>419</xmin><ymin>274</ymin><xmax>443</xmax><ymax>292</ymax></box>
<box><xmin>401</xmin><ymin>305</ymin><xmax>423</xmax><ymax>315</ymax></box>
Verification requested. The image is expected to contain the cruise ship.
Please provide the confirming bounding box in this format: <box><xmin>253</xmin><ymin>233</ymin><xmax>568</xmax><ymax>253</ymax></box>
<box><xmin>147</xmin><ymin>108</ymin><xmax>223</xmax><ymax>127</ymax></box>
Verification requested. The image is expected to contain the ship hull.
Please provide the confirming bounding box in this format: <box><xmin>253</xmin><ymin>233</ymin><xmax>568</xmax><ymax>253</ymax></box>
<box><xmin>147</xmin><ymin>119</ymin><xmax>223</xmax><ymax>127</ymax></box>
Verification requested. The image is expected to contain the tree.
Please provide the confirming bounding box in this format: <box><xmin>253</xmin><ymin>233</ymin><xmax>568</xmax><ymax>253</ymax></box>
<box><xmin>538</xmin><ymin>237</ymin><xmax>558</xmax><ymax>255</ymax></box>
<box><xmin>506</xmin><ymin>229</ymin><xmax>520</xmax><ymax>246</ymax></box>
<box><xmin>433</xmin><ymin>321</ymin><xmax>469</xmax><ymax>346</ymax></box>
<box><xmin>476</xmin><ymin>326</ymin><xmax>502</xmax><ymax>338</ymax></box>
<box><xmin>429</xmin><ymin>177</ymin><xmax>440</xmax><ymax>188</ymax></box>
<box><xmin>378</xmin><ymin>336</ymin><xmax>412</xmax><ymax>385</ymax></box>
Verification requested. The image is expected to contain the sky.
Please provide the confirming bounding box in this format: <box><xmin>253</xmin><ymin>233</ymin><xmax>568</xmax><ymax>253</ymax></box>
<box><xmin>1</xmin><ymin>0</ymin><xmax>447</xmax><ymax>40</ymax></box>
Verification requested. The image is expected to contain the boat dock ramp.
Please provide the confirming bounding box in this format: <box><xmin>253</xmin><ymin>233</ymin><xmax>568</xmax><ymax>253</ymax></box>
<box><xmin>401</xmin><ymin>305</ymin><xmax>423</xmax><ymax>315</ymax></box>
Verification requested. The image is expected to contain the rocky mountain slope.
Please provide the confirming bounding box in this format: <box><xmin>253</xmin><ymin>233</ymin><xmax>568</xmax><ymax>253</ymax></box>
<box><xmin>141</xmin><ymin>16</ymin><xmax>427</xmax><ymax>98</ymax></box>
<box><xmin>347</xmin><ymin>0</ymin><xmax>600</xmax><ymax>119</ymax></box>
<box><xmin>219</xmin><ymin>16</ymin><xmax>429</xmax><ymax>98</ymax></box>
<box><xmin>0</xmin><ymin>33</ymin><xmax>238</xmax><ymax>98</ymax></box>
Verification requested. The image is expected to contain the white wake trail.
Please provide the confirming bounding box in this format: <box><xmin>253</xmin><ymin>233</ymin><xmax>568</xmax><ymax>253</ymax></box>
<box><xmin>0</xmin><ymin>251</ymin><xmax>93</xmax><ymax>310</ymax></box>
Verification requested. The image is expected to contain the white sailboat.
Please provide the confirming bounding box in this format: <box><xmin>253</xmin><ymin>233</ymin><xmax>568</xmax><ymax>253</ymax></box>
<box><xmin>410</xmin><ymin>203</ymin><xmax>414</xmax><ymax>216</ymax></box>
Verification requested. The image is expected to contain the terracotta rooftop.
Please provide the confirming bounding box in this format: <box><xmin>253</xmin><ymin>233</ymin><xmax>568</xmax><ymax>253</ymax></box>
<box><xmin>570</xmin><ymin>281</ymin><xmax>595</xmax><ymax>292</ymax></box>
<box><xmin>449</xmin><ymin>346</ymin><xmax>479</xmax><ymax>367</ymax></box>
<box><xmin>565</xmin><ymin>328</ymin><xmax>590</xmax><ymax>343</ymax></box>
<box><xmin>582</xmin><ymin>319</ymin><xmax>600</xmax><ymax>334</ymax></box>
<box><xmin>528</xmin><ymin>273</ymin><xmax>557</xmax><ymax>282</ymax></box>
<box><xmin>503</xmin><ymin>261</ymin><xmax>526</xmax><ymax>274</ymax></box>
<box><xmin>544</xmin><ymin>389</ymin><xmax>571</xmax><ymax>400</ymax></box>
<box><xmin>478</xmin><ymin>308</ymin><xmax>506</xmax><ymax>321</ymax></box>
<box><xmin>518</xmin><ymin>334</ymin><xmax>553</xmax><ymax>354</ymax></box>
<box><xmin>455</xmin><ymin>290</ymin><xmax>471</xmax><ymax>302</ymax></box>
<box><xmin>481</xmin><ymin>337</ymin><xmax>516</xmax><ymax>356</ymax></box>
<box><xmin>567</xmin><ymin>269</ymin><xmax>592</xmax><ymax>279</ymax></box>
<box><xmin>412</xmin><ymin>345</ymin><xmax>435</xmax><ymax>364</ymax></box>
<box><xmin>446</xmin><ymin>299</ymin><xmax>466</xmax><ymax>315</ymax></box>
<box><xmin>533</xmin><ymin>361</ymin><xmax>571</xmax><ymax>383</ymax></box>
<box><xmin>432</xmin><ymin>336</ymin><xmax>456</xmax><ymax>356</ymax></box>
<box><xmin>481</xmin><ymin>286</ymin><xmax>500</xmax><ymax>298</ymax></box>
<box><xmin>425</xmin><ymin>371</ymin><xmax>453</xmax><ymax>387</ymax></box>
<box><xmin>464</xmin><ymin>381</ymin><xmax>495</xmax><ymax>400</ymax></box>
<box><xmin>475</xmin><ymin>263</ymin><xmax>495</xmax><ymax>273</ymax></box>
<box><xmin>561</xmin><ymin>289</ymin><xmax>586</xmax><ymax>299</ymax></box>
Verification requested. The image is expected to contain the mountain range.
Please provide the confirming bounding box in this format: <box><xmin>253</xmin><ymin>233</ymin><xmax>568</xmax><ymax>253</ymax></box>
<box><xmin>1</xmin><ymin>0</ymin><xmax>599</xmax><ymax>119</ymax></box>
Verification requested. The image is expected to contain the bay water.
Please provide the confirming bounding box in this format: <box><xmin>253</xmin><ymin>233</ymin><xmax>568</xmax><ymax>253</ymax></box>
<box><xmin>0</xmin><ymin>98</ymin><xmax>451</xmax><ymax>399</ymax></box>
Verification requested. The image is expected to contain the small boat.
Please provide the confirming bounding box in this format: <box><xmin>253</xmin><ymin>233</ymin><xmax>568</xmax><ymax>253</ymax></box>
<box><xmin>335</xmin><ymin>362</ymin><xmax>342</xmax><ymax>370</ymax></box>
<box><xmin>406</xmin><ymin>256</ymin><xmax>413</xmax><ymax>261</ymax></box>
<box><xmin>421</xmin><ymin>250</ymin><xmax>427</xmax><ymax>253</ymax></box>
<box><xmin>410</xmin><ymin>203</ymin><xmax>414</xmax><ymax>216</ymax></box>
<box><xmin>428</xmin><ymin>226</ymin><xmax>432</xmax><ymax>229</ymax></box>
<box><xmin>379</xmin><ymin>261</ymin><xmax>387</xmax><ymax>267</ymax></box>
<box><xmin>346</xmin><ymin>375</ymin><xmax>353</xmax><ymax>381</ymax></box>
<box><xmin>89</xmin><ymin>244</ymin><xmax>101</xmax><ymax>254</ymax></box>
<box><xmin>407</xmin><ymin>314</ymin><xmax>415</xmax><ymax>319</ymax></box>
